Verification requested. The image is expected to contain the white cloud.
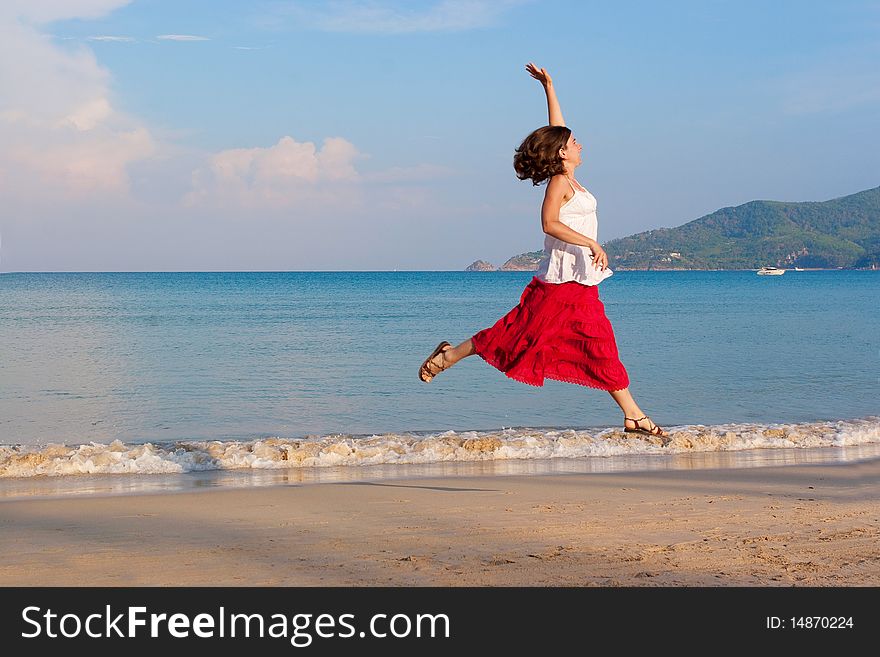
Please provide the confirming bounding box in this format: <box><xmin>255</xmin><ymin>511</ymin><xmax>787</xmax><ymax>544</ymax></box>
<box><xmin>186</xmin><ymin>135</ymin><xmax>363</xmax><ymax>208</ymax></box>
<box><xmin>87</xmin><ymin>35</ymin><xmax>135</xmax><ymax>42</ymax></box>
<box><xmin>276</xmin><ymin>0</ymin><xmax>527</xmax><ymax>34</ymax></box>
<box><xmin>0</xmin><ymin>1</ymin><xmax>156</xmax><ymax>201</ymax></box>
<box><xmin>1</xmin><ymin>1</ymin><xmax>131</xmax><ymax>24</ymax></box>
<box><xmin>0</xmin><ymin>1</ymin><xmax>459</xmax><ymax>272</ymax></box>
<box><xmin>9</xmin><ymin>127</ymin><xmax>154</xmax><ymax>198</ymax></box>
<box><xmin>156</xmin><ymin>34</ymin><xmax>209</xmax><ymax>41</ymax></box>
<box><xmin>186</xmin><ymin>135</ymin><xmax>456</xmax><ymax>210</ymax></box>
<box><xmin>57</xmin><ymin>97</ymin><xmax>112</xmax><ymax>130</ymax></box>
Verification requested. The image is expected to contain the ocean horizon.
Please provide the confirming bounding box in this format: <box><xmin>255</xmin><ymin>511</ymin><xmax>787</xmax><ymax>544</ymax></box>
<box><xmin>1</xmin><ymin>270</ymin><xmax>878</xmax><ymax>495</ymax></box>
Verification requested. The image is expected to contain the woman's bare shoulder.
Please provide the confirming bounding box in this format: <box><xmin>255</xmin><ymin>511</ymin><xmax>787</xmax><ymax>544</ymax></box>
<box><xmin>545</xmin><ymin>174</ymin><xmax>569</xmax><ymax>191</ymax></box>
<box><xmin>544</xmin><ymin>174</ymin><xmax>571</xmax><ymax>202</ymax></box>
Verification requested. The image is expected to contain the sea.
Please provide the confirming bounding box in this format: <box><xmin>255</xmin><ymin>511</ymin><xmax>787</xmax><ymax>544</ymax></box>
<box><xmin>1</xmin><ymin>270</ymin><xmax>878</xmax><ymax>498</ymax></box>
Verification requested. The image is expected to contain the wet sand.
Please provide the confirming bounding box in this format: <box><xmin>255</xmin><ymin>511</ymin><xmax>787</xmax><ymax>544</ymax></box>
<box><xmin>0</xmin><ymin>457</ymin><xmax>877</xmax><ymax>586</ymax></box>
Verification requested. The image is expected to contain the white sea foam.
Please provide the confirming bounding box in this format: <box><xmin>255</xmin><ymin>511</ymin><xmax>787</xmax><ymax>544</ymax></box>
<box><xmin>1</xmin><ymin>417</ymin><xmax>878</xmax><ymax>479</ymax></box>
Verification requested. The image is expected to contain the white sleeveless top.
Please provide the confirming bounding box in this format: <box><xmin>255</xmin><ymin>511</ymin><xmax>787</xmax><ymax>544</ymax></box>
<box><xmin>536</xmin><ymin>177</ymin><xmax>613</xmax><ymax>286</ymax></box>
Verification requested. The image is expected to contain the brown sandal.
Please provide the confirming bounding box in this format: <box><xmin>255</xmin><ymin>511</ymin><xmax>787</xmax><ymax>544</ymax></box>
<box><xmin>419</xmin><ymin>341</ymin><xmax>452</xmax><ymax>382</ymax></box>
<box><xmin>624</xmin><ymin>416</ymin><xmax>668</xmax><ymax>437</ymax></box>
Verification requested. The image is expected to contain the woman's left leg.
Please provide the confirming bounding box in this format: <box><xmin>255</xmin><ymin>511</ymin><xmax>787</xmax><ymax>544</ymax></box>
<box><xmin>608</xmin><ymin>388</ymin><xmax>669</xmax><ymax>436</ymax></box>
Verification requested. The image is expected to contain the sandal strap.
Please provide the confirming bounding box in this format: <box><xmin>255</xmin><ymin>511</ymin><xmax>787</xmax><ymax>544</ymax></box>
<box><xmin>625</xmin><ymin>416</ymin><xmax>663</xmax><ymax>433</ymax></box>
<box><xmin>422</xmin><ymin>347</ymin><xmax>449</xmax><ymax>375</ymax></box>
<box><xmin>623</xmin><ymin>415</ymin><xmax>667</xmax><ymax>437</ymax></box>
<box><xmin>422</xmin><ymin>361</ymin><xmax>440</xmax><ymax>375</ymax></box>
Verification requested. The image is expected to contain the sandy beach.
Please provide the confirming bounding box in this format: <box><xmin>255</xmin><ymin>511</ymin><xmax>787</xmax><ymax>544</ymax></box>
<box><xmin>0</xmin><ymin>457</ymin><xmax>877</xmax><ymax>587</ymax></box>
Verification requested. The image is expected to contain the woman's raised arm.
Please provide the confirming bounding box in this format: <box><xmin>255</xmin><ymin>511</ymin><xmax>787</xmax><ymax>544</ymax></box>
<box><xmin>526</xmin><ymin>62</ymin><xmax>565</xmax><ymax>127</ymax></box>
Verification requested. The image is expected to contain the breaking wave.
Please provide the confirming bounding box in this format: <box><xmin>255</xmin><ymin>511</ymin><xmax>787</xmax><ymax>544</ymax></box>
<box><xmin>1</xmin><ymin>416</ymin><xmax>878</xmax><ymax>479</ymax></box>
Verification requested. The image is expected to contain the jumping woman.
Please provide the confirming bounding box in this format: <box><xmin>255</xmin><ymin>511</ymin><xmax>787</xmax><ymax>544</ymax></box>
<box><xmin>418</xmin><ymin>63</ymin><xmax>668</xmax><ymax>439</ymax></box>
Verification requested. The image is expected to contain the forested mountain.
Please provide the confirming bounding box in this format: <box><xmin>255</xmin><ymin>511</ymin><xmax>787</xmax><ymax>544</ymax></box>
<box><xmin>603</xmin><ymin>186</ymin><xmax>880</xmax><ymax>269</ymax></box>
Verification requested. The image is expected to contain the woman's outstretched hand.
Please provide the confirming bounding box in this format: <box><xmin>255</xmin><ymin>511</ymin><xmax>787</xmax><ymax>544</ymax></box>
<box><xmin>528</xmin><ymin>62</ymin><xmax>564</xmax><ymax>125</ymax></box>
<box><xmin>526</xmin><ymin>62</ymin><xmax>552</xmax><ymax>87</ymax></box>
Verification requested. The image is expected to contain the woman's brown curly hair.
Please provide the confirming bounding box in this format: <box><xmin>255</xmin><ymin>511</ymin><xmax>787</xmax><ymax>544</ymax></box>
<box><xmin>513</xmin><ymin>125</ymin><xmax>572</xmax><ymax>186</ymax></box>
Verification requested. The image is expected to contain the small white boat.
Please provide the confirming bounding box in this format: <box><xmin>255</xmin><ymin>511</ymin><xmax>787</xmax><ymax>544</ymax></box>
<box><xmin>793</xmin><ymin>267</ymin><xmax>803</xmax><ymax>271</ymax></box>
<box><xmin>757</xmin><ymin>266</ymin><xmax>785</xmax><ymax>276</ymax></box>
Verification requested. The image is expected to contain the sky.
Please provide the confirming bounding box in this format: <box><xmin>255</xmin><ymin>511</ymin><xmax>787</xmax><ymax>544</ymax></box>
<box><xmin>1</xmin><ymin>0</ymin><xmax>878</xmax><ymax>271</ymax></box>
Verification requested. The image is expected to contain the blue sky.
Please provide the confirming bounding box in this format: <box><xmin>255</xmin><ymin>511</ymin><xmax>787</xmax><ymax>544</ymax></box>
<box><xmin>1</xmin><ymin>0</ymin><xmax>878</xmax><ymax>271</ymax></box>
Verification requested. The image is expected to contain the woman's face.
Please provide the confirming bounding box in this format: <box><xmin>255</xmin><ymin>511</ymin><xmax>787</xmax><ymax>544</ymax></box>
<box><xmin>560</xmin><ymin>134</ymin><xmax>583</xmax><ymax>167</ymax></box>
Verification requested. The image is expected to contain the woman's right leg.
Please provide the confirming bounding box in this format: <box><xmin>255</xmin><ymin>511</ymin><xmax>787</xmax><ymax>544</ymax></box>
<box><xmin>440</xmin><ymin>338</ymin><xmax>476</xmax><ymax>368</ymax></box>
<box><xmin>420</xmin><ymin>338</ymin><xmax>476</xmax><ymax>381</ymax></box>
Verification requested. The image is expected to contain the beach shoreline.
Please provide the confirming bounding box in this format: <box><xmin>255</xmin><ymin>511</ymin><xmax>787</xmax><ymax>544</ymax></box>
<box><xmin>3</xmin><ymin>442</ymin><xmax>880</xmax><ymax>501</ymax></box>
<box><xmin>1</xmin><ymin>456</ymin><xmax>877</xmax><ymax>587</ymax></box>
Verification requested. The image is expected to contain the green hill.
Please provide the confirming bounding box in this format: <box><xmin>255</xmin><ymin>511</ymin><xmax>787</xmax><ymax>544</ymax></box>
<box><xmin>500</xmin><ymin>250</ymin><xmax>544</xmax><ymax>270</ymax></box>
<box><xmin>604</xmin><ymin>186</ymin><xmax>880</xmax><ymax>269</ymax></box>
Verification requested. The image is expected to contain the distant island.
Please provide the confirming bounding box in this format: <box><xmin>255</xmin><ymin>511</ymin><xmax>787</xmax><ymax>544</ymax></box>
<box><xmin>466</xmin><ymin>185</ymin><xmax>880</xmax><ymax>271</ymax></box>
<box><xmin>465</xmin><ymin>251</ymin><xmax>544</xmax><ymax>271</ymax></box>
<box><xmin>464</xmin><ymin>260</ymin><xmax>496</xmax><ymax>271</ymax></box>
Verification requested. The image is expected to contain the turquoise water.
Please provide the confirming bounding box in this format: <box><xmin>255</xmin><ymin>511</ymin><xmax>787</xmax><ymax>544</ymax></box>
<box><xmin>0</xmin><ymin>270</ymin><xmax>877</xmax><ymax>482</ymax></box>
<box><xmin>1</xmin><ymin>270</ymin><xmax>877</xmax><ymax>444</ymax></box>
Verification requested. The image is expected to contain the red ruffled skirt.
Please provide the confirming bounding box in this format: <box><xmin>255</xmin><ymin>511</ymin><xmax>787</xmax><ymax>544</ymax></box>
<box><xmin>471</xmin><ymin>276</ymin><xmax>630</xmax><ymax>391</ymax></box>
